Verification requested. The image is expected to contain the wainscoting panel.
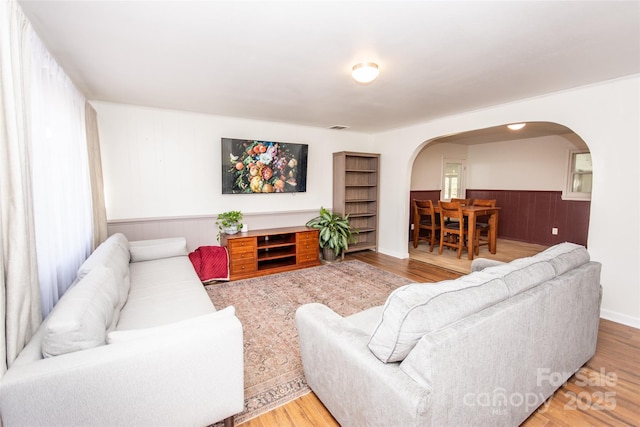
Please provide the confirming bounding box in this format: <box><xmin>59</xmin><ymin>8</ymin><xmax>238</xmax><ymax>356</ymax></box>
<box><xmin>409</xmin><ymin>190</ymin><xmax>590</xmax><ymax>247</ymax></box>
<box><xmin>107</xmin><ymin>210</ymin><xmax>320</xmax><ymax>251</ymax></box>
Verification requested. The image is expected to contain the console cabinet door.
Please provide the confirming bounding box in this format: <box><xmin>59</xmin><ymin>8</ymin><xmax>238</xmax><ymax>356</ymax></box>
<box><xmin>297</xmin><ymin>230</ymin><xmax>319</xmax><ymax>265</ymax></box>
<box><xmin>227</xmin><ymin>237</ymin><xmax>257</xmax><ymax>277</ymax></box>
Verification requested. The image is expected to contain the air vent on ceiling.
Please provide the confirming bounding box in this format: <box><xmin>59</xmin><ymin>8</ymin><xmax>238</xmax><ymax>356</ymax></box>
<box><xmin>329</xmin><ymin>125</ymin><xmax>350</xmax><ymax>130</ymax></box>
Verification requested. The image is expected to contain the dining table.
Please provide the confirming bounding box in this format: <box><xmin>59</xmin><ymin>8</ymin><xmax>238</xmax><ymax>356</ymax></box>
<box><xmin>433</xmin><ymin>204</ymin><xmax>501</xmax><ymax>260</ymax></box>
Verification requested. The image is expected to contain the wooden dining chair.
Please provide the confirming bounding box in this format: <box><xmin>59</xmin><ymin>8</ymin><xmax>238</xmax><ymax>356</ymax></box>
<box><xmin>441</xmin><ymin>198</ymin><xmax>470</xmax><ymax>229</ymax></box>
<box><xmin>451</xmin><ymin>198</ymin><xmax>471</xmax><ymax>206</ymax></box>
<box><xmin>413</xmin><ymin>200</ymin><xmax>440</xmax><ymax>252</ymax></box>
<box><xmin>472</xmin><ymin>198</ymin><xmax>496</xmax><ymax>254</ymax></box>
<box><xmin>438</xmin><ymin>201</ymin><xmax>479</xmax><ymax>259</ymax></box>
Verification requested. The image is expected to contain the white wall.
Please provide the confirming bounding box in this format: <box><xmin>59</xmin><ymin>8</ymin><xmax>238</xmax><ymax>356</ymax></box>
<box><xmin>374</xmin><ymin>75</ymin><xmax>640</xmax><ymax>327</ymax></box>
<box><xmin>412</xmin><ymin>134</ymin><xmax>583</xmax><ymax>191</ymax></box>
<box><xmin>465</xmin><ymin>135</ymin><xmax>577</xmax><ymax>190</ymax></box>
<box><xmin>94</xmin><ymin>102</ymin><xmax>371</xmax><ymax>221</ymax></box>
<box><xmin>410</xmin><ymin>143</ymin><xmax>468</xmax><ymax>190</ymax></box>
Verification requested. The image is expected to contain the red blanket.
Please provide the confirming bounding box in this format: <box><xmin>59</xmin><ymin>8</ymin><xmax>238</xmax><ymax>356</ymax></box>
<box><xmin>188</xmin><ymin>246</ymin><xmax>230</xmax><ymax>282</ymax></box>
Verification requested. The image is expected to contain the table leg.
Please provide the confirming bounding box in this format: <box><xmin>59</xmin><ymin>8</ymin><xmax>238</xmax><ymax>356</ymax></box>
<box><xmin>489</xmin><ymin>211</ymin><xmax>499</xmax><ymax>254</ymax></box>
<box><xmin>467</xmin><ymin>212</ymin><xmax>476</xmax><ymax>260</ymax></box>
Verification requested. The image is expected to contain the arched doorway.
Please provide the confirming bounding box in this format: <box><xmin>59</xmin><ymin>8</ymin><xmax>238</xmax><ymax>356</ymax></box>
<box><xmin>409</xmin><ymin>121</ymin><xmax>592</xmax><ymax>248</ymax></box>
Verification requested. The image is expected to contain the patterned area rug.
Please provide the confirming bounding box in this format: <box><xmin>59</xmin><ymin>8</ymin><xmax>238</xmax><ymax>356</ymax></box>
<box><xmin>205</xmin><ymin>260</ymin><xmax>411</xmax><ymax>424</ymax></box>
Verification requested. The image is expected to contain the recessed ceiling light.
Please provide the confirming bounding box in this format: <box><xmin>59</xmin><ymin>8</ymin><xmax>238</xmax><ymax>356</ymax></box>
<box><xmin>352</xmin><ymin>62</ymin><xmax>379</xmax><ymax>84</ymax></box>
<box><xmin>507</xmin><ymin>123</ymin><xmax>526</xmax><ymax>130</ymax></box>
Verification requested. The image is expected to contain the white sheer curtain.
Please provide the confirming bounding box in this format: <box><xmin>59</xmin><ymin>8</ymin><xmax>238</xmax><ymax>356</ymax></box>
<box><xmin>0</xmin><ymin>1</ymin><xmax>42</xmax><ymax>374</ymax></box>
<box><xmin>29</xmin><ymin>29</ymin><xmax>93</xmax><ymax>318</ymax></box>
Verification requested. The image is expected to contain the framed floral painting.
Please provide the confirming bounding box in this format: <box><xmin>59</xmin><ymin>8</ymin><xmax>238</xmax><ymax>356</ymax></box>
<box><xmin>221</xmin><ymin>138</ymin><xmax>308</xmax><ymax>194</ymax></box>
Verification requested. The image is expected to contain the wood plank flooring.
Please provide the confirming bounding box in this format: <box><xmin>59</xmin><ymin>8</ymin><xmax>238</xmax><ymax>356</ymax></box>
<box><xmin>409</xmin><ymin>237</ymin><xmax>549</xmax><ymax>274</ymax></box>
<box><xmin>240</xmin><ymin>248</ymin><xmax>640</xmax><ymax>427</ymax></box>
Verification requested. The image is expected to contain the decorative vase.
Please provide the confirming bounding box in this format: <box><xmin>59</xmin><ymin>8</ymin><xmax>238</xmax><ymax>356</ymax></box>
<box><xmin>223</xmin><ymin>225</ymin><xmax>239</xmax><ymax>235</ymax></box>
<box><xmin>322</xmin><ymin>247</ymin><xmax>339</xmax><ymax>262</ymax></box>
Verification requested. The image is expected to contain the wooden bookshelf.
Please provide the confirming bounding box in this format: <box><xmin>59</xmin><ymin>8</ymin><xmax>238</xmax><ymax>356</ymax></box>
<box><xmin>332</xmin><ymin>152</ymin><xmax>380</xmax><ymax>253</ymax></box>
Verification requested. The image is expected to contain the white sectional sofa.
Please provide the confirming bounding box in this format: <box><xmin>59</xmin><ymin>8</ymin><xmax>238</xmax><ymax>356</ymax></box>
<box><xmin>296</xmin><ymin>242</ymin><xmax>602</xmax><ymax>426</ymax></box>
<box><xmin>0</xmin><ymin>233</ymin><xmax>244</xmax><ymax>427</ymax></box>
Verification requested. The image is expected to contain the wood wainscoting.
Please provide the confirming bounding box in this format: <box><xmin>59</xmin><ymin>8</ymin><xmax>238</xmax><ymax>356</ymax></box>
<box><xmin>107</xmin><ymin>210</ymin><xmax>320</xmax><ymax>252</ymax></box>
<box><xmin>409</xmin><ymin>190</ymin><xmax>590</xmax><ymax>246</ymax></box>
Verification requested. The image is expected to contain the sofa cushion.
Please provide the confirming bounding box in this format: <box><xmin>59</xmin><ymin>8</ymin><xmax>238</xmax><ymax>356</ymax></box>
<box><xmin>129</xmin><ymin>237</ymin><xmax>189</xmax><ymax>263</ymax></box>
<box><xmin>42</xmin><ymin>266</ymin><xmax>120</xmax><ymax>357</ymax></box>
<box><xmin>367</xmin><ymin>272</ymin><xmax>508</xmax><ymax>363</ymax></box>
<box><xmin>470</xmin><ymin>258</ymin><xmax>505</xmax><ymax>272</ymax></box>
<box><xmin>346</xmin><ymin>306</ymin><xmax>384</xmax><ymax>336</ymax></box>
<box><xmin>533</xmin><ymin>242</ymin><xmax>590</xmax><ymax>276</ymax></box>
<box><xmin>480</xmin><ymin>256</ymin><xmax>556</xmax><ymax>296</ymax></box>
<box><xmin>116</xmin><ymin>256</ymin><xmax>216</xmax><ymax>330</ymax></box>
<box><xmin>106</xmin><ymin>306</ymin><xmax>235</xmax><ymax>344</ymax></box>
<box><xmin>77</xmin><ymin>233</ymin><xmax>131</xmax><ymax>308</ymax></box>
<box><xmin>77</xmin><ymin>234</ymin><xmax>130</xmax><ymax>278</ymax></box>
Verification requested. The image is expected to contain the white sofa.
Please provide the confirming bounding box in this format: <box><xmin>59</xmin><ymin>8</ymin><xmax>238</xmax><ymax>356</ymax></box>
<box><xmin>296</xmin><ymin>242</ymin><xmax>602</xmax><ymax>426</ymax></box>
<box><xmin>0</xmin><ymin>233</ymin><xmax>244</xmax><ymax>427</ymax></box>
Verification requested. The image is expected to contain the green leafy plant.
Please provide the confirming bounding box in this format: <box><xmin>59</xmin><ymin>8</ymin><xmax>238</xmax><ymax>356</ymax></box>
<box><xmin>306</xmin><ymin>207</ymin><xmax>357</xmax><ymax>258</ymax></box>
<box><xmin>215</xmin><ymin>210</ymin><xmax>243</xmax><ymax>241</ymax></box>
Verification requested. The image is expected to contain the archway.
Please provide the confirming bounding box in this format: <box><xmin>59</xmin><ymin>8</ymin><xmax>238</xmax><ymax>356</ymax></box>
<box><xmin>408</xmin><ymin>121</ymin><xmax>592</xmax><ymax>250</ymax></box>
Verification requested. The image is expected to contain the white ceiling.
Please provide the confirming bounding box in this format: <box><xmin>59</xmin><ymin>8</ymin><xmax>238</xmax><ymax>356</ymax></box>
<box><xmin>18</xmin><ymin>0</ymin><xmax>640</xmax><ymax>133</ymax></box>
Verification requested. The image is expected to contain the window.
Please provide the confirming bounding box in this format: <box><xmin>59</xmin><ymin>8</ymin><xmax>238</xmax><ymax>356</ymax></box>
<box><xmin>563</xmin><ymin>150</ymin><xmax>592</xmax><ymax>201</ymax></box>
<box><xmin>442</xmin><ymin>159</ymin><xmax>466</xmax><ymax>200</ymax></box>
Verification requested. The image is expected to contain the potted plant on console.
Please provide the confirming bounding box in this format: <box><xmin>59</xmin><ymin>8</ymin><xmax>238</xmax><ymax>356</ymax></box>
<box><xmin>216</xmin><ymin>210</ymin><xmax>244</xmax><ymax>241</ymax></box>
<box><xmin>306</xmin><ymin>207</ymin><xmax>357</xmax><ymax>262</ymax></box>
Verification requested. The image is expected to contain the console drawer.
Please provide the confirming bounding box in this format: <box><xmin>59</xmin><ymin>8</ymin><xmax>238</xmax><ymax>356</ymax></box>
<box><xmin>229</xmin><ymin>258</ymin><xmax>257</xmax><ymax>275</ymax></box>
<box><xmin>227</xmin><ymin>238</ymin><xmax>256</xmax><ymax>255</ymax></box>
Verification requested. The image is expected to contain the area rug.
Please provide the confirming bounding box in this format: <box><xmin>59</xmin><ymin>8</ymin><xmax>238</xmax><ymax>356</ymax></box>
<box><xmin>205</xmin><ymin>260</ymin><xmax>411</xmax><ymax>424</ymax></box>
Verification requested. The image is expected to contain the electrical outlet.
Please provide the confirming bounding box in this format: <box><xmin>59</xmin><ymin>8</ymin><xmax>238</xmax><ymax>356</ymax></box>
<box><xmin>552</xmin><ymin>227</ymin><xmax>558</xmax><ymax>235</ymax></box>
<box><xmin>410</xmin><ymin>224</ymin><xmax>415</xmax><ymax>230</ymax></box>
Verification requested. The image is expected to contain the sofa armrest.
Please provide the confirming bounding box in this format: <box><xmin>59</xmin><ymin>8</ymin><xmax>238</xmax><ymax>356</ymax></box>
<box><xmin>295</xmin><ymin>303</ymin><xmax>431</xmax><ymax>427</ymax></box>
<box><xmin>0</xmin><ymin>310</ymin><xmax>243</xmax><ymax>426</ymax></box>
<box><xmin>129</xmin><ymin>237</ymin><xmax>188</xmax><ymax>262</ymax></box>
<box><xmin>470</xmin><ymin>258</ymin><xmax>505</xmax><ymax>272</ymax></box>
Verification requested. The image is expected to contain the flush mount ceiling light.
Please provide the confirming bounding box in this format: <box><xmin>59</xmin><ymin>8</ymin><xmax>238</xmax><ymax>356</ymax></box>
<box><xmin>507</xmin><ymin>123</ymin><xmax>527</xmax><ymax>131</ymax></box>
<box><xmin>352</xmin><ymin>62</ymin><xmax>379</xmax><ymax>84</ymax></box>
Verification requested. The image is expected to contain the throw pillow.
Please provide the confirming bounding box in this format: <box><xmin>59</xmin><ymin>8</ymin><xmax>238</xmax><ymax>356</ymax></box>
<box><xmin>368</xmin><ymin>272</ymin><xmax>508</xmax><ymax>363</ymax></box>
<box><xmin>533</xmin><ymin>242</ymin><xmax>590</xmax><ymax>276</ymax></box>
<box><xmin>480</xmin><ymin>256</ymin><xmax>556</xmax><ymax>297</ymax></box>
<box><xmin>42</xmin><ymin>266</ymin><xmax>120</xmax><ymax>357</ymax></box>
<box><xmin>129</xmin><ymin>237</ymin><xmax>189</xmax><ymax>263</ymax></box>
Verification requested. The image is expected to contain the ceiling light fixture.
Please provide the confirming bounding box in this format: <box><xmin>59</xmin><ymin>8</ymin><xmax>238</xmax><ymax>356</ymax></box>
<box><xmin>352</xmin><ymin>62</ymin><xmax>379</xmax><ymax>84</ymax></box>
<box><xmin>507</xmin><ymin>123</ymin><xmax>526</xmax><ymax>131</ymax></box>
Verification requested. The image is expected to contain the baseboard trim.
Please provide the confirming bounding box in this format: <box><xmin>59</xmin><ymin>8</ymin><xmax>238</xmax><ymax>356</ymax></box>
<box><xmin>378</xmin><ymin>248</ymin><xmax>409</xmax><ymax>259</ymax></box>
<box><xmin>600</xmin><ymin>308</ymin><xmax>640</xmax><ymax>329</ymax></box>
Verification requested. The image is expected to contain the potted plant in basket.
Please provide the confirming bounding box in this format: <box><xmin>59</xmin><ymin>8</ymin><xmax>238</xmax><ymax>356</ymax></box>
<box><xmin>215</xmin><ymin>210</ymin><xmax>244</xmax><ymax>241</ymax></box>
<box><xmin>306</xmin><ymin>207</ymin><xmax>357</xmax><ymax>262</ymax></box>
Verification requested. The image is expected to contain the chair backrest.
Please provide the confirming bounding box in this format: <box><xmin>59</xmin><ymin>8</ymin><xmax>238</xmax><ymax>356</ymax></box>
<box><xmin>439</xmin><ymin>201</ymin><xmax>464</xmax><ymax>230</ymax></box>
<box><xmin>414</xmin><ymin>199</ymin><xmax>436</xmax><ymax>224</ymax></box>
<box><xmin>472</xmin><ymin>198</ymin><xmax>496</xmax><ymax>208</ymax></box>
<box><xmin>451</xmin><ymin>198</ymin><xmax>471</xmax><ymax>206</ymax></box>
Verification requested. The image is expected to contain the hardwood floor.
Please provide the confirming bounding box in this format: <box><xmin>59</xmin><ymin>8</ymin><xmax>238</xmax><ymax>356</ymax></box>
<box><xmin>409</xmin><ymin>237</ymin><xmax>549</xmax><ymax>274</ymax></box>
<box><xmin>240</xmin><ymin>249</ymin><xmax>640</xmax><ymax>426</ymax></box>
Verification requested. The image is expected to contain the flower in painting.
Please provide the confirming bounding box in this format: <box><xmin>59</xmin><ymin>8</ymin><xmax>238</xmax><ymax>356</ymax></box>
<box><xmin>261</xmin><ymin>167</ymin><xmax>273</xmax><ymax>180</ymax></box>
<box><xmin>250</xmin><ymin>176</ymin><xmax>263</xmax><ymax>192</ymax></box>
<box><xmin>259</xmin><ymin>152</ymin><xmax>273</xmax><ymax>165</ymax></box>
